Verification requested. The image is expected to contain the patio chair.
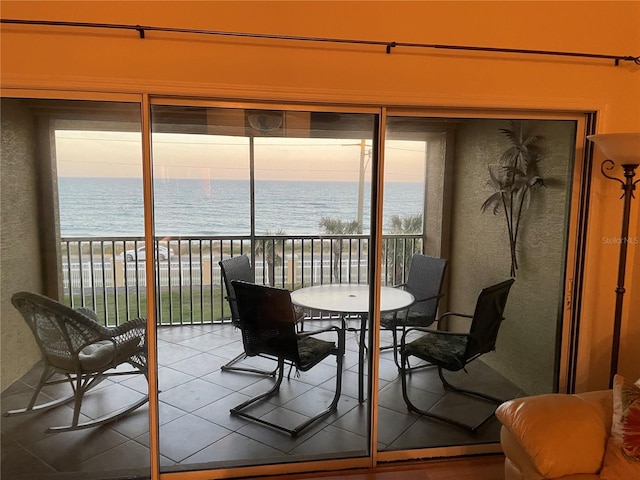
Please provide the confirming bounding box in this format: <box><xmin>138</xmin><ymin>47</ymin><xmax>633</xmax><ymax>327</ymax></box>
<box><xmin>380</xmin><ymin>254</ymin><xmax>448</xmax><ymax>369</ymax></box>
<box><xmin>399</xmin><ymin>278</ymin><xmax>515</xmax><ymax>432</ymax></box>
<box><xmin>219</xmin><ymin>255</ymin><xmax>275</xmax><ymax>375</ymax></box>
<box><xmin>219</xmin><ymin>254</ymin><xmax>305</xmax><ymax>376</ymax></box>
<box><xmin>4</xmin><ymin>291</ymin><xmax>148</xmax><ymax>433</ymax></box>
<box><xmin>229</xmin><ymin>281</ymin><xmax>345</xmax><ymax>437</ymax></box>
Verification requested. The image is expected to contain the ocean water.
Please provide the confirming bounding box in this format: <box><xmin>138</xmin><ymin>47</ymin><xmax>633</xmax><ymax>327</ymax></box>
<box><xmin>58</xmin><ymin>177</ymin><xmax>424</xmax><ymax>237</ymax></box>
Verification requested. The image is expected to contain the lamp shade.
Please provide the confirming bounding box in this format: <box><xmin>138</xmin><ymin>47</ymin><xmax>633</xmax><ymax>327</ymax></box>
<box><xmin>587</xmin><ymin>133</ymin><xmax>640</xmax><ymax>164</ymax></box>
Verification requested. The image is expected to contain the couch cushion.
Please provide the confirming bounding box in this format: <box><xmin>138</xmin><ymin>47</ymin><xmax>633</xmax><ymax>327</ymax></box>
<box><xmin>496</xmin><ymin>394</ymin><xmax>608</xmax><ymax>478</ymax></box>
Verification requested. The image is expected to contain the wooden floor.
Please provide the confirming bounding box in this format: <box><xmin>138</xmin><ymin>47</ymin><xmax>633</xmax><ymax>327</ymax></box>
<box><xmin>256</xmin><ymin>455</ymin><xmax>505</xmax><ymax>480</ymax></box>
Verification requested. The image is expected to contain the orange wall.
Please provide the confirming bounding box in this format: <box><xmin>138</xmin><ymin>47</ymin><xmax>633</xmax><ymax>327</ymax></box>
<box><xmin>2</xmin><ymin>0</ymin><xmax>639</xmax><ymax>390</ymax></box>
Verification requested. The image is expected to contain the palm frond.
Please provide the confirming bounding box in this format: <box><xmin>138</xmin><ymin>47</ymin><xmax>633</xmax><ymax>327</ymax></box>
<box><xmin>481</xmin><ymin>192</ymin><xmax>504</xmax><ymax>214</ymax></box>
<box><xmin>503</xmin><ymin>166</ymin><xmax>526</xmax><ymax>177</ymax></box>
<box><xmin>522</xmin><ymin>134</ymin><xmax>543</xmax><ymax>148</ymax></box>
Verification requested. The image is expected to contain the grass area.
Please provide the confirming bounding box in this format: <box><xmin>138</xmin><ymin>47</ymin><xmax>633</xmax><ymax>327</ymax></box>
<box><xmin>65</xmin><ymin>285</ymin><xmax>229</xmax><ymax>327</ymax></box>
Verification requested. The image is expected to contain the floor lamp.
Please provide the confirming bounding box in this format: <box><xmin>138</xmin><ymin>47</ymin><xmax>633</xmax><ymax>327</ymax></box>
<box><xmin>587</xmin><ymin>133</ymin><xmax>640</xmax><ymax>388</ymax></box>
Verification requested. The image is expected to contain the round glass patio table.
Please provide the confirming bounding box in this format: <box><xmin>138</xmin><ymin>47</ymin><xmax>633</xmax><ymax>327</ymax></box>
<box><xmin>290</xmin><ymin>284</ymin><xmax>414</xmax><ymax>403</ymax></box>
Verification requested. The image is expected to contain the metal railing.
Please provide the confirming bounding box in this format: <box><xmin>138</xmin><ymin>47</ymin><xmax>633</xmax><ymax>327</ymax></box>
<box><xmin>61</xmin><ymin>234</ymin><xmax>423</xmax><ymax>327</ymax></box>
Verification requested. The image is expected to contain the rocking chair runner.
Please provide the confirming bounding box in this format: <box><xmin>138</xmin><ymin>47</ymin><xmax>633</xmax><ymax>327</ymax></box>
<box><xmin>229</xmin><ymin>281</ymin><xmax>344</xmax><ymax>437</ymax></box>
<box><xmin>400</xmin><ymin>278</ymin><xmax>515</xmax><ymax>432</ymax></box>
<box><xmin>4</xmin><ymin>292</ymin><xmax>148</xmax><ymax>433</ymax></box>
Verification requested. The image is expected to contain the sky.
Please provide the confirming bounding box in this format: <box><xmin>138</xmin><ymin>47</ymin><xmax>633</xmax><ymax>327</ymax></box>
<box><xmin>54</xmin><ymin>131</ymin><xmax>427</xmax><ymax>183</ymax></box>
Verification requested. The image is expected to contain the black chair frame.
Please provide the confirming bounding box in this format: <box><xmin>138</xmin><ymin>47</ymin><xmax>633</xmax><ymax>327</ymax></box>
<box><xmin>400</xmin><ymin>279</ymin><xmax>515</xmax><ymax>432</ymax></box>
<box><xmin>219</xmin><ymin>255</ymin><xmax>279</xmax><ymax>376</ymax></box>
<box><xmin>381</xmin><ymin>254</ymin><xmax>448</xmax><ymax>370</ymax></box>
<box><xmin>229</xmin><ymin>281</ymin><xmax>345</xmax><ymax>437</ymax></box>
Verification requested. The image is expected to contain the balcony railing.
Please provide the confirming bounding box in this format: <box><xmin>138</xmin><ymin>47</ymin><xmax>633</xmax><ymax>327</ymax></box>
<box><xmin>61</xmin><ymin>234</ymin><xmax>423</xmax><ymax>327</ymax></box>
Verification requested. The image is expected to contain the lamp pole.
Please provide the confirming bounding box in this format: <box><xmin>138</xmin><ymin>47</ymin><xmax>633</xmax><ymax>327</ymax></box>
<box><xmin>601</xmin><ymin>160</ymin><xmax>639</xmax><ymax>387</ymax></box>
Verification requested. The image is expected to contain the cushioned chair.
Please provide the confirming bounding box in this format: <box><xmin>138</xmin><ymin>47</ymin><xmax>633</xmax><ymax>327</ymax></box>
<box><xmin>380</xmin><ymin>253</ymin><xmax>448</xmax><ymax>369</ymax></box>
<box><xmin>229</xmin><ymin>281</ymin><xmax>344</xmax><ymax>437</ymax></box>
<box><xmin>400</xmin><ymin>278</ymin><xmax>515</xmax><ymax>431</ymax></box>
<box><xmin>4</xmin><ymin>291</ymin><xmax>148</xmax><ymax>432</ymax></box>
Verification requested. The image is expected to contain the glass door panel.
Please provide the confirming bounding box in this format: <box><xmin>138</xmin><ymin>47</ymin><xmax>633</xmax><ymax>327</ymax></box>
<box><xmin>0</xmin><ymin>98</ymin><xmax>149</xmax><ymax>479</ymax></box>
<box><xmin>150</xmin><ymin>104</ymin><xmax>376</xmax><ymax>472</ymax></box>
<box><xmin>379</xmin><ymin>116</ymin><xmax>576</xmax><ymax>452</ymax></box>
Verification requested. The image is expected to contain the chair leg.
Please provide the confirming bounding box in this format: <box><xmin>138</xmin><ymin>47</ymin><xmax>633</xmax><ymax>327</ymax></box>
<box><xmin>2</xmin><ymin>365</ymin><xmax>76</xmax><ymax>417</ymax></box>
<box><xmin>49</xmin><ymin>368</ymin><xmax>147</xmax><ymax>432</ymax></box>
<box><xmin>291</xmin><ymin>352</ymin><xmax>343</xmax><ymax>438</ymax></box>
<box><xmin>71</xmin><ymin>373</ymin><xmax>84</xmax><ymax>427</ymax></box>
<box><xmin>46</xmin><ymin>395</ymin><xmax>149</xmax><ymax>433</ymax></box>
<box><xmin>221</xmin><ymin>351</ymin><xmax>279</xmax><ymax>377</ymax></box>
<box><xmin>400</xmin><ymin>355</ymin><xmax>492</xmax><ymax>433</ymax></box>
<box><xmin>230</xmin><ymin>358</ymin><xmax>289</xmax><ymax>432</ymax></box>
<box><xmin>231</xmin><ymin>353</ymin><xmax>343</xmax><ymax>438</ymax></box>
<box><xmin>380</xmin><ymin>327</ymin><xmax>406</xmax><ymax>371</ymax></box>
<box><xmin>437</xmin><ymin>367</ymin><xmax>504</xmax><ymax>403</ymax></box>
<box><xmin>5</xmin><ymin>364</ymin><xmax>149</xmax><ymax>432</ymax></box>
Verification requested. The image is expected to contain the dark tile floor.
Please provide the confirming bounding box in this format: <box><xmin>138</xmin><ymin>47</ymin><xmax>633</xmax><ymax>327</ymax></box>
<box><xmin>1</xmin><ymin>322</ymin><xmax>525</xmax><ymax>480</ymax></box>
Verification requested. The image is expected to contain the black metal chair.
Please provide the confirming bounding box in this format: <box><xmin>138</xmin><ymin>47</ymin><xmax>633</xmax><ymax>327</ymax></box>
<box><xmin>229</xmin><ymin>281</ymin><xmax>344</xmax><ymax>437</ymax></box>
<box><xmin>381</xmin><ymin>254</ymin><xmax>448</xmax><ymax>369</ymax></box>
<box><xmin>400</xmin><ymin>278</ymin><xmax>515</xmax><ymax>432</ymax></box>
<box><xmin>219</xmin><ymin>254</ymin><xmax>305</xmax><ymax>376</ymax></box>
<box><xmin>4</xmin><ymin>292</ymin><xmax>148</xmax><ymax>433</ymax></box>
<box><xmin>219</xmin><ymin>255</ymin><xmax>277</xmax><ymax>375</ymax></box>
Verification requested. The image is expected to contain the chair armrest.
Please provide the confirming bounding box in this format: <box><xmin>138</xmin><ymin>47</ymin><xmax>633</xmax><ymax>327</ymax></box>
<box><xmin>107</xmin><ymin>317</ymin><xmax>146</xmax><ymax>337</ymax></box>
<box><xmin>75</xmin><ymin>307</ymin><xmax>99</xmax><ymax>321</ymax></box>
<box><xmin>438</xmin><ymin>312</ymin><xmax>473</xmax><ymax>320</ymax></box>
<box><xmin>496</xmin><ymin>393</ymin><xmax>610</xmax><ymax>478</ymax></box>
<box><xmin>403</xmin><ymin>325</ymin><xmax>469</xmax><ymax>337</ymax></box>
<box><xmin>400</xmin><ymin>326</ymin><xmax>469</xmax><ymax>349</ymax></box>
<box><xmin>436</xmin><ymin>312</ymin><xmax>473</xmax><ymax>329</ymax></box>
<box><xmin>297</xmin><ymin>325</ymin><xmax>340</xmax><ymax>338</ymax></box>
<box><xmin>106</xmin><ymin>317</ymin><xmax>147</xmax><ymax>350</ymax></box>
<box><xmin>412</xmin><ymin>292</ymin><xmax>444</xmax><ymax>304</ymax></box>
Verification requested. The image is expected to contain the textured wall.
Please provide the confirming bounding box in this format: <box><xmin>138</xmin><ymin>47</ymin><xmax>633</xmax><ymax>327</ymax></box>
<box><xmin>1</xmin><ymin>99</ymin><xmax>43</xmax><ymax>390</ymax></box>
<box><xmin>449</xmin><ymin>119</ymin><xmax>575</xmax><ymax>395</ymax></box>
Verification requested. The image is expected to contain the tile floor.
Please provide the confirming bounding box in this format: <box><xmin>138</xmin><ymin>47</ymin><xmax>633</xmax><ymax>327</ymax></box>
<box><xmin>1</xmin><ymin>322</ymin><xmax>525</xmax><ymax>480</ymax></box>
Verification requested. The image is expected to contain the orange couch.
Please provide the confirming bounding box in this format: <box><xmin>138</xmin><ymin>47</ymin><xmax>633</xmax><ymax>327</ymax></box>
<box><xmin>496</xmin><ymin>389</ymin><xmax>612</xmax><ymax>480</ymax></box>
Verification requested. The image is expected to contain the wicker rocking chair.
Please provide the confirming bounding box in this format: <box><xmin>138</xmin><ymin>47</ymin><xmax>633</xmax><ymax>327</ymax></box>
<box><xmin>4</xmin><ymin>292</ymin><xmax>148</xmax><ymax>433</ymax></box>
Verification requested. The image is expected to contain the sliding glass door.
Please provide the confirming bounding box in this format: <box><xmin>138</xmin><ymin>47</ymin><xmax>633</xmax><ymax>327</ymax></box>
<box><xmin>378</xmin><ymin>114</ymin><xmax>577</xmax><ymax>454</ymax></box>
<box><xmin>149</xmin><ymin>103</ymin><xmax>378</xmax><ymax>472</ymax></box>
<box><xmin>1</xmin><ymin>97</ymin><xmax>150</xmax><ymax>479</ymax></box>
<box><xmin>1</xmin><ymin>93</ymin><xmax>584</xmax><ymax>479</ymax></box>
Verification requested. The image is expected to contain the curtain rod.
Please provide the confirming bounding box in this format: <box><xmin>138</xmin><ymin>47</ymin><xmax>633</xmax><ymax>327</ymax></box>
<box><xmin>2</xmin><ymin>18</ymin><xmax>639</xmax><ymax>66</ymax></box>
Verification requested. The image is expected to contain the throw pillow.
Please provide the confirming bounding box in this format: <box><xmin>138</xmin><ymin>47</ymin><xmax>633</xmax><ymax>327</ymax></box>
<box><xmin>601</xmin><ymin>436</ymin><xmax>640</xmax><ymax>480</ymax></box>
<box><xmin>601</xmin><ymin>375</ymin><xmax>640</xmax><ymax>479</ymax></box>
<box><xmin>611</xmin><ymin>374</ymin><xmax>640</xmax><ymax>460</ymax></box>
